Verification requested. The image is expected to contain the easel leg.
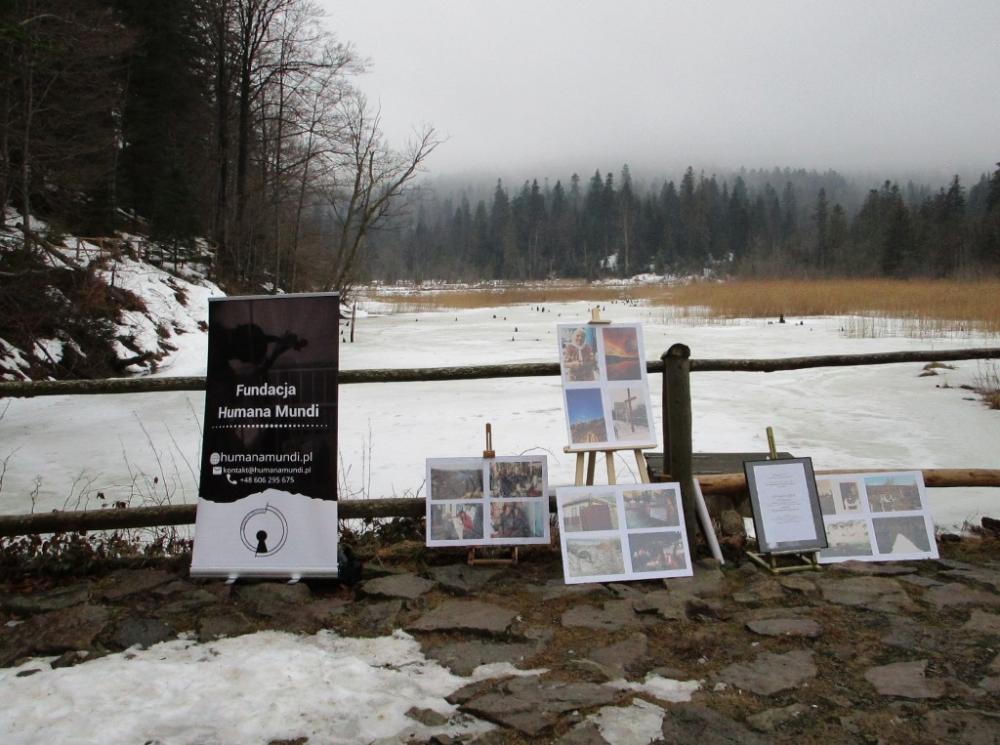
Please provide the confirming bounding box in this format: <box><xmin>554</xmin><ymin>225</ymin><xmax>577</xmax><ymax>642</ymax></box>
<box><xmin>586</xmin><ymin>452</ymin><xmax>596</xmax><ymax>485</ymax></box>
<box><xmin>605</xmin><ymin>451</ymin><xmax>616</xmax><ymax>485</ymax></box>
<box><xmin>633</xmin><ymin>450</ymin><xmax>650</xmax><ymax>484</ymax></box>
<box><xmin>574</xmin><ymin>452</ymin><xmax>585</xmax><ymax>486</ymax></box>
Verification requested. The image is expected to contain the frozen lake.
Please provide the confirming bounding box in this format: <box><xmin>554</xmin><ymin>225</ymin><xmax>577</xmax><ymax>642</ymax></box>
<box><xmin>1</xmin><ymin>298</ymin><xmax>997</xmax><ymax>530</ymax></box>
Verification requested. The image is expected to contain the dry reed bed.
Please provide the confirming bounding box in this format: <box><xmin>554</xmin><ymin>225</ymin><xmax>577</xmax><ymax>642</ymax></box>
<box><xmin>369</xmin><ymin>279</ymin><xmax>1000</xmax><ymax>335</ymax></box>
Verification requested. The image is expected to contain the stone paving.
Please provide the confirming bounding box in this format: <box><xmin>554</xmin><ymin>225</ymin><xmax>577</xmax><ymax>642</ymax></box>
<box><xmin>2</xmin><ymin>549</ymin><xmax>1000</xmax><ymax>743</ymax></box>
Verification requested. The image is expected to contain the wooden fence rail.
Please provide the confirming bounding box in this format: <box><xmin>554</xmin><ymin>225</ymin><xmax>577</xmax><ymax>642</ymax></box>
<box><xmin>0</xmin><ymin>346</ymin><xmax>997</xmax><ymax>537</ymax></box>
<box><xmin>2</xmin><ymin>467</ymin><xmax>998</xmax><ymax>538</ymax></box>
<box><xmin>1</xmin><ymin>347</ymin><xmax>997</xmax><ymax>399</ymax></box>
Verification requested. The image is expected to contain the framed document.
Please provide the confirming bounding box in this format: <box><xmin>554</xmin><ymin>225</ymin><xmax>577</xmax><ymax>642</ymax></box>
<box><xmin>743</xmin><ymin>457</ymin><xmax>828</xmax><ymax>554</ymax></box>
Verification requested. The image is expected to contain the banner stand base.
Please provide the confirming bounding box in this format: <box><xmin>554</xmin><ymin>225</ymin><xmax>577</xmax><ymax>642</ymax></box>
<box><xmin>746</xmin><ymin>550</ymin><xmax>821</xmax><ymax>575</ymax></box>
<box><xmin>192</xmin><ymin>568</ymin><xmax>339</xmax><ymax>581</ymax></box>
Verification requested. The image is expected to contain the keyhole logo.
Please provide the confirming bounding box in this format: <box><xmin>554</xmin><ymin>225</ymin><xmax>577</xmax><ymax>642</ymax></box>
<box><xmin>240</xmin><ymin>504</ymin><xmax>288</xmax><ymax>557</ymax></box>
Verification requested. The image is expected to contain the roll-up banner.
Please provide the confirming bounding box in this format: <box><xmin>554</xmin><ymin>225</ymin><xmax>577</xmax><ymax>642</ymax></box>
<box><xmin>191</xmin><ymin>293</ymin><xmax>340</xmax><ymax>578</ymax></box>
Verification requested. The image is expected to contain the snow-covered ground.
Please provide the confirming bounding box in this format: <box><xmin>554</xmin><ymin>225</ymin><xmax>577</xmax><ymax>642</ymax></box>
<box><xmin>0</xmin><ymin>628</ymin><xmax>700</xmax><ymax>745</ymax></box>
<box><xmin>0</xmin><ymin>292</ymin><xmax>997</xmax><ymax>529</ymax></box>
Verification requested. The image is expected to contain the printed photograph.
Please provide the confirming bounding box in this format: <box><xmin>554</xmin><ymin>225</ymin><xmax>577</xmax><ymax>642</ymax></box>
<box><xmin>865</xmin><ymin>474</ymin><xmax>922</xmax><ymax>512</ymax></box>
<box><xmin>430</xmin><ymin>466</ymin><xmax>484</xmax><ymax>500</ymax></box>
<box><xmin>565</xmin><ymin>537</ymin><xmax>625</xmax><ymax>578</ymax></box>
<box><xmin>489</xmin><ymin>500</ymin><xmax>547</xmax><ymax>539</ymax></box>
<box><xmin>623</xmin><ymin>488</ymin><xmax>680</xmax><ymax>529</ymax></box>
<box><xmin>817</xmin><ymin>479</ymin><xmax>836</xmax><ymax>515</ymax></box>
<box><xmin>602</xmin><ymin>326</ymin><xmax>642</xmax><ymax>381</ymax></box>
<box><xmin>609</xmin><ymin>386</ymin><xmax>652</xmax><ymax>441</ymax></box>
<box><xmin>837</xmin><ymin>481</ymin><xmax>862</xmax><ymax>512</ymax></box>
<box><xmin>560</xmin><ymin>492</ymin><xmax>619</xmax><ymax>532</ymax></box>
<box><xmin>872</xmin><ymin>515</ymin><xmax>933</xmax><ymax>554</ymax></box>
<box><xmin>559</xmin><ymin>326</ymin><xmax>600</xmax><ymax>382</ymax></box>
<box><xmin>490</xmin><ymin>460</ymin><xmax>544</xmax><ymax>498</ymax></box>
<box><xmin>429</xmin><ymin>502</ymin><xmax>484</xmax><ymax>542</ymax></box>
<box><xmin>566</xmin><ymin>388</ymin><xmax>608</xmax><ymax>444</ymax></box>
<box><xmin>627</xmin><ymin>531</ymin><xmax>688</xmax><ymax>572</ymax></box>
<box><xmin>819</xmin><ymin>520</ymin><xmax>873</xmax><ymax>558</ymax></box>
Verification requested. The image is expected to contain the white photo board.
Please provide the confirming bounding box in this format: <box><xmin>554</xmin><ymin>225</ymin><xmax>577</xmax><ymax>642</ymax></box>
<box><xmin>426</xmin><ymin>456</ymin><xmax>550</xmax><ymax>547</ymax></box>
<box><xmin>555</xmin><ymin>483</ymin><xmax>693</xmax><ymax>584</ymax></box>
<box><xmin>816</xmin><ymin>471</ymin><xmax>938</xmax><ymax>563</ymax></box>
<box><xmin>557</xmin><ymin>323</ymin><xmax>657</xmax><ymax>450</ymax></box>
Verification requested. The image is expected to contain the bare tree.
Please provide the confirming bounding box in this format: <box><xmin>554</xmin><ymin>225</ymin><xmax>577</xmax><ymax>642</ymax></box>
<box><xmin>256</xmin><ymin>7</ymin><xmax>356</xmax><ymax>291</ymax></box>
<box><xmin>319</xmin><ymin>92</ymin><xmax>439</xmax><ymax>297</ymax></box>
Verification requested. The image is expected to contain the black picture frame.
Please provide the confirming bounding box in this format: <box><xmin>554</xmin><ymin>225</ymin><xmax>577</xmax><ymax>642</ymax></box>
<box><xmin>743</xmin><ymin>457</ymin><xmax>828</xmax><ymax>554</ymax></box>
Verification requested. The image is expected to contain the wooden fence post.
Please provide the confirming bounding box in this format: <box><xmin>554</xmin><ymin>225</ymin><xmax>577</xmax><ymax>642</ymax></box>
<box><xmin>660</xmin><ymin>348</ymin><xmax>672</xmax><ymax>475</ymax></box>
<box><xmin>663</xmin><ymin>343</ymin><xmax>700</xmax><ymax>542</ymax></box>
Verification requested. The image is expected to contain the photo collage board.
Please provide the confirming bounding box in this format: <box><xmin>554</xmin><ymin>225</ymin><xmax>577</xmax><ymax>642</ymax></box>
<box><xmin>555</xmin><ymin>483</ymin><xmax>693</xmax><ymax>584</ymax></box>
<box><xmin>557</xmin><ymin>323</ymin><xmax>657</xmax><ymax>450</ymax></box>
<box><xmin>426</xmin><ymin>456</ymin><xmax>550</xmax><ymax>547</ymax></box>
<box><xmin>816</xmin><ymin>471</ymin><xmax>939</xmax><ymax>563</ymax></box>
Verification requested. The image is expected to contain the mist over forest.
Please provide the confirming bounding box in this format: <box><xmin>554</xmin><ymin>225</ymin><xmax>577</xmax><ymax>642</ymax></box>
<box><xmin>367</xmin><ymin>163</ymin><xmax>1000</xmax><ymax>284</ymax></box>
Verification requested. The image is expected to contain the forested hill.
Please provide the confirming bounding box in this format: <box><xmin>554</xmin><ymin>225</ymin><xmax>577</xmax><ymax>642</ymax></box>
<box><xmin>1</xmin><ymin>0</ymin><xmax>435</xmax><ymax>298</ymax></box>
<box><xmin>368</xmin><ymin>164</ymin><xmax>1000</xmax><ymax>283</ymax></box>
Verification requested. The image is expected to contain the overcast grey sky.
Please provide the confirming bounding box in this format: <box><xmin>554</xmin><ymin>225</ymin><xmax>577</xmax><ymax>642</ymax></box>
<box><xmin>320</xmin><ymin>1</ymin><xmax>999</xmax><ymax>182</ymax></box>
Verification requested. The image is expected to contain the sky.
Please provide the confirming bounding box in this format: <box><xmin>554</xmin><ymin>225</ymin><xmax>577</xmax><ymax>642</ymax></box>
<box><xmin>319</xmin><ymin>0</ymin><xmax>1000</xmax><ymax>183</ymax></box>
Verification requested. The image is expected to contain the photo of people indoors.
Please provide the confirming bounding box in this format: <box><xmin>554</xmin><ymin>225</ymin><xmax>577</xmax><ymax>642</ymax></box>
<box><xmin>489</xmin><ymin>460</ymin><xmax>544</xmax><ymax>498</ymax></box>
<box><xmin>430</xmin><ymin>467</ymin><xmax>483</xmax><ymax>500</ymax></box>
<box><xmin>559</xmin><ymin>326</ymin><xmax>599</xmax><ymax>382</ymax></box>
<box><xmin>489</xmin><ymin>501</ymin><xmax>543</xmax><ymax>539</ymax></box>
<box><xmin>627</xmin><ymin>531</ymin><xmax>688</xmax><ymax>572</ymax></box>
<box><xmin>430</xmin><ymin>503</ymin><xmax>484</xmax><ymax>541</ymax></box>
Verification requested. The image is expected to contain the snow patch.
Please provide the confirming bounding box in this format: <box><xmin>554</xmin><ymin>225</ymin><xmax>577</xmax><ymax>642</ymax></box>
<box><xmin>32</xmin><ymin>338</ymin><xmax>64</xmax><ymax>364</ymax></box>
<box><xmin>0</xmin><ymin>629</ymin><xmax>505</xmax><ymax>745</ymax></box>
<box><xmin>0</xmin><ymin>337</ymin><xmax>30</xmax><ymax>379</ymax></box>
<box><xmin>608</xmin><ymin>674</ymin><xmax>701</xmax><ymax>702</ymax></box>
<box><xmin>591</xmin><ymin>698</ymin><xmax>666</xmax><ymax>744</ymax></box>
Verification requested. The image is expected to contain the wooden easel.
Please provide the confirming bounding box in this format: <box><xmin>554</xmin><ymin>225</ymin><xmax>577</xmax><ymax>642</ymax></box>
<box><xmin>745</xmin><ymin>427</ymin><xmax>822</xmax><ymax>575</ymax></box>
<box><xmin>468</xmin><ymin>423</ymin><xmax>518</xmax><ymax>567</ymax></box>
<box><xmin>564</xmin><ymin>445</ymin><xmax>651</xmax><ymax>486</ymax></box>
<box><xmin>564</xmin><ymin>307</ymin><xmax>653</xmax><ymax>486</ymax></box>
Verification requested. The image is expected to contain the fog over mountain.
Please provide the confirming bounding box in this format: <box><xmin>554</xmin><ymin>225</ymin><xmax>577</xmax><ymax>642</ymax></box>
<box><xmin>320</xmin><ymin>0</ymin><xmax>1000</xmax><ymax>182</ymax></box>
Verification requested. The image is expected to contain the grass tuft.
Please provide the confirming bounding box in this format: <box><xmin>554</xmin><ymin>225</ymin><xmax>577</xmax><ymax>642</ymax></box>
<box><xmin>367</xmin><ymin>278</ymin><xmax>1000</xmax><ymax>338</ymax></box>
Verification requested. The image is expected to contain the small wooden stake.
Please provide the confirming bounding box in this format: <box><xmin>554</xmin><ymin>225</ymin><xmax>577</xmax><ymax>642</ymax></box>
<box><xmin>589</xmin><ymin>306</ymin><xmax>611</xmax><ymax>324</ymax></box>
<box><xmin>483</xmin><ymin>423</ymin><xmax>495</xmax><ymax>459</ymax></box>
<box><xmin>767</xmin><ymin>426</ymin><xmax>778</xmax><ymax>459</ymax></box>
